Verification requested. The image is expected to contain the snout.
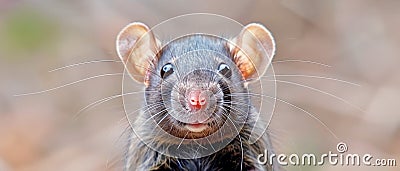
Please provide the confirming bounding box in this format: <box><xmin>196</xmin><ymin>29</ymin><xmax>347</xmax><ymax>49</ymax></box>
<box><xmin>167</xmin><ymin>69</ymin><xmax>223</xmax><ymax>125</ymax></box>
<box><xmin>188</xmin><ymin>89</ymin><xmax>208</xmax><ymax>111</ymax></box>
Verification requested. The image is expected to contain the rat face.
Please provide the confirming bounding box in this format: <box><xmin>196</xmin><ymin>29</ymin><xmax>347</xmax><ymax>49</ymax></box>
<box><xmin>145</xmin><ymin>36</ymin><xmax>251</xmax><ymax>139</ymax></box>
<box><xmin>116</xmin><ymin>22</ymin><xmax>275</xmax><ymax>140</ymax></box>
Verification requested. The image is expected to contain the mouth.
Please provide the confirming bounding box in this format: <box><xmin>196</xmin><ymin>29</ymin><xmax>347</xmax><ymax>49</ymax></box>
<box><xmin>184</xmin><ymin>123</ymin><xmax>209</xmax><ymax>132</ymax></box>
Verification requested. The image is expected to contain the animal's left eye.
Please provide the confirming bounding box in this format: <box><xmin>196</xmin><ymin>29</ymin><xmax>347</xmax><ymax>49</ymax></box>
<box><xmin>218</xmin><ymin>63</ymin><xmax>231</xmax><ymax>78</ymax></box>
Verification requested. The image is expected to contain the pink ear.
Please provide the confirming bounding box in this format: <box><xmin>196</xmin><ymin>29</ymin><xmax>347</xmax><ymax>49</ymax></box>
<box><xmin>229</xmin><ymin>23</ymin><xmax>275</xmax><ymax>80</ymax></box>
<box><xmin>116</xmin><ymin>22</ymin><xmax>160</xmax><ymax>85</ymax></box>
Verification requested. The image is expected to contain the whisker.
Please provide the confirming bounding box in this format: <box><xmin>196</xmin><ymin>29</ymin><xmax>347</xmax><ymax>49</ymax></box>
<box><xmin>14</xmin><ymin>73</ymin><xmax>123</xmax><ymax>96</ymax></box>
<box><xmin>171</xmin><ymin>55</ymin><xmax>184</xmax><ymax>83</ymax></box>
<box><xmin>218</xmin><ymin>100</ymin><xmax>271</xmax><ymax>108</ymax></box>
<box><xmin>106</xmin><ymin>125</ymin><xmax>131</xmax><ymax>169</ymax></box>
<box><xmin>73</xmin><ymin>91</ymin><xmax>154</xmax><ymax>119</ymax></box>
<box><xmin>226</xmin><ymin>115</ymin><xmax>243</xmax><ymax>171</ymax></box>
<box><xmin>263</xmin><ymin>74</ymin><xmax>361</xmax><ymax>86</ymax></box>
<box><xmin>142</xmin><ymin>108</ymin><xmax>178</xmax><ymax>144</ymax></box>
<box><xmin>123</xmin><ymin>62</ymin><xmax>182</xmax><ymax>93</ymax></box>
<box><xmin>193</xmin><ymin>140</ymin><xmax>207</xmax><ymax>150</ymax></box>
<box><xmin>215</xmin><ymin>106</ymin><xmax>233</xmax><ymax>137</ymax></box>
<box><xmin>143</xmin><ymin>108</ymin><xmax>179</xmax><ymax>146</ymax></box>
<box><xmin>146</xmin><ymin>121</ymin><xmax>167</xmax><ymax>146</ymax></box>
<box><xmin>118</xmin><ymin>102</ymin><xmax>165</xmax><ymax>126</ymax></box>
<box><xmin>272</xmin><ymin>59</ymin><xmax>331</xmax><ymax>67</ymax></box>
<box><xmin>264</xmin><ymin>79</ymin><xmax>364</xmax><ymax>112</ymax></box>
<box><xmin>239</xmin><ymin>134</ymin><xmax>243</xmax><ymax>171</ymax></box>
<box><xmin>135</xmin><ymin>59</ymin><xmax>182</xmax><ymax>86</ymax></box>
<box><xmin>212</xmin><ymin>109</ymin><xmax>225</xmax><ymax>138</ymax></box>
<box><xmin>233</xmin><ymin>92</ymin><xmax>340</xmax><ymax>141</ymax></box>
<box><xmin>193</xmin><ymin>146</ymin><xmax>201</xmax><ymax>159</ymax></box>
<box><xmin>177</xmin><ymin>131</ymin><xmax>189</xmax><ymax>149</ymax></box>
<box><xmin>138</xmin><ymin>107</ymin><xmax>170</xmax><ymax>129</ymax></box>
<box><xmin>220</xmin><ymin>104</ymin><xmax>249</xmax><ymax>121</ymax></box>
<box><xmin>204</xmin><ymin>135</ymin><xmax>216</xmax><ymax>152</ymax></box>
<box><xmin>49</xmin><ymin>59</ymin><xmax>121</xmax><ymax>72</ymax></box>
<box><xmin>157</xmin><ymin>111</ymin><xmax>171</xmax><ymax>125</ymax></box>
<box><xmin>214</xmin><ymin>79</ymin><xmax>246</xmax><ymax>95</ymax></box>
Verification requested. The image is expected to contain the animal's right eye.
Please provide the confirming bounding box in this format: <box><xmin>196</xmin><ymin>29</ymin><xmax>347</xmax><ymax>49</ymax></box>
<box><xmin>161</xmin><ymin>63</ymin><xmax>174</xmax><ymax>78</ymax></box>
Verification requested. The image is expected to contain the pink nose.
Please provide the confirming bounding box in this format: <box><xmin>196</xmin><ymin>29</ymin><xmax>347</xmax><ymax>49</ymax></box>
<box><xmin>188</xmin><ymin>90</ymin><xmax>207</xmax><ymax>110</ymax></box>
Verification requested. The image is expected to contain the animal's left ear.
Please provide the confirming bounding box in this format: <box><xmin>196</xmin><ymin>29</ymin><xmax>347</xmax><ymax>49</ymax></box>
<box><xmin>229</xmin><ymin>23</ymin><xmax>276</xmax><ymax>81</ymax></box>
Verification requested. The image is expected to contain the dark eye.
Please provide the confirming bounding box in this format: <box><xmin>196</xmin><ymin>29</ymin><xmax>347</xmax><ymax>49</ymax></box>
<box><xmin>161</xmin><ymin>63</ymin><xmax>174</xmax><ymax>78</ymax></box>
<box><xmin>218</xmin><ymin>63</ymin><xmax>231</xmax><ymax>78</ymax></box>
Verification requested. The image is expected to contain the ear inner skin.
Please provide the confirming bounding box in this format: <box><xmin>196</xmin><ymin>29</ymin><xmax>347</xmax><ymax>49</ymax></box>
<box><xmin>229</xmin><ymin>23</ymin><xmax>275</xmax><ymax>81</ymax></box>
<box><xmin>116</xmin><ymin>22</ymin><xmax>160</xmax><ymax>85</ymax></box>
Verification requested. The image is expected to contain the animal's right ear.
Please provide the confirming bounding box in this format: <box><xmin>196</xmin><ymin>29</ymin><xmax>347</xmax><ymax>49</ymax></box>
<box><xmin>116</xmin><ymin>22</ymin><xmax>160</xmax><ymax>85</ymax></box>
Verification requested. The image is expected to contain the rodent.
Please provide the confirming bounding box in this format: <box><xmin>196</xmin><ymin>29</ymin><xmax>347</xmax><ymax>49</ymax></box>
<box><xmin>116</xmin><ymin>22</ymin><xmax>276</xmax><ymax>171</ymax></box>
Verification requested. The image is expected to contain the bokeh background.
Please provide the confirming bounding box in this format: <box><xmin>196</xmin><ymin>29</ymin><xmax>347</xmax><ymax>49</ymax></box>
<box><xmin>0</xmin><ymin>0</ymin><xmax>399</xmax><ymax>171</ymax></box>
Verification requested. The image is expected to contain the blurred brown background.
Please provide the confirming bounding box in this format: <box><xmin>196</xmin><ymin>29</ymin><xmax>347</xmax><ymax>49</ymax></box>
<box><xmin>0</xmin><ymin>0</ymin><xmax>399</xmax><ymax>171</ymax></box>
